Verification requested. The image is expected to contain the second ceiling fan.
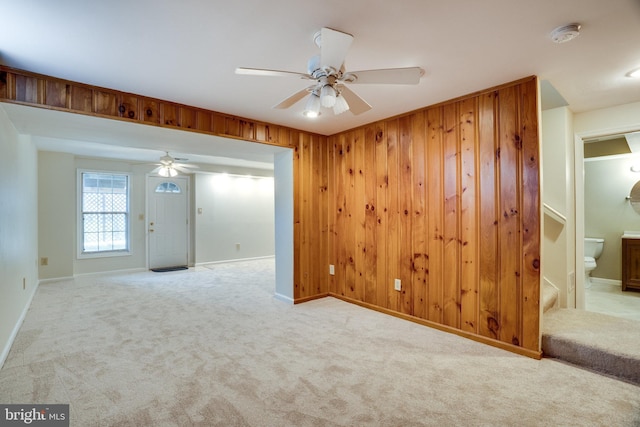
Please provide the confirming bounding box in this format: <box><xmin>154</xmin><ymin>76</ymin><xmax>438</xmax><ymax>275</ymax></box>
<box><xmin>236</xmin><ymin>27</ymin><xmax>423</xmax><ymax>117</ymax></box>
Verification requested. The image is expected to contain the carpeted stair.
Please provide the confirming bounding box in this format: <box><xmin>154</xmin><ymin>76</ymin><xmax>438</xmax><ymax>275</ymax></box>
<box><xmin>542</xmin><ymin>281</ymin><xmax>559</xmax><ymax>313</ymax></box>
<box><xmin>542</xmin><ymin>308</ymin><xmax>640</xmax><ymax>385</ymax></box>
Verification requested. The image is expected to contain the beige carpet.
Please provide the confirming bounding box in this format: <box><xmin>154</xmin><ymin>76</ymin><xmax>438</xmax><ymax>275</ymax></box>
<box><xmin>1</xmin><ymin>258</ymin><xmax>640</xmax><ymax>426</ymax></box>
<box><xmin>542</xmin><ymin>308</ymin><xmax>640</xmax><ymax>385</ymax></box>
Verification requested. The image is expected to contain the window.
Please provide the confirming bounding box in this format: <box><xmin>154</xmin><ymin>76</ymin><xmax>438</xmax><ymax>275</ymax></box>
<box><xmin>79</xmin><ymin>171</ymin><xmax>130</xmax><ymax>256</ymax></box>
<box><xmin>155</xmin><ymin>182</ymin><xmax>182</xmax><ymax>193</ymax></box>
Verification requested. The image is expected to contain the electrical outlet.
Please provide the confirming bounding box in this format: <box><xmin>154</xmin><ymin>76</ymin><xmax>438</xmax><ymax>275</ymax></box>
<box><xmin>329</xmin><ymin>264</ymin><xmax>335</xmax><ymax>275</ymax></box>
<box><xmin>40</xmin><ymin>257</ymin><xmax>48</xmax><ymax>266</ymax></box>
<box><xmin>394</xmin><ymin>278</ymin><xmax>401</xmax><ymax>291</ymax></box>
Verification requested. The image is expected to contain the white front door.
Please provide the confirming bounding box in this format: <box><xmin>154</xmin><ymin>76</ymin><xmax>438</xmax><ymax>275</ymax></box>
<box><xmin>147</xmin><ymin>176</ymin><xmax>189</xmax><ymax>269</ymax></box>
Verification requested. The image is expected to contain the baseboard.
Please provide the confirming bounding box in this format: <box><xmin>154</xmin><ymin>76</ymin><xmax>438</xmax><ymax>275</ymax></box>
<box><xmin>73</xmin><ymin>268</ymin><xmax>147</xmax><ymax>278</ymax></box>
<box><xmin>195</xmin><ymin>255</ymin><xmax>275</xmax><ymax>267</ymax></box>
<box><xmin>590</xmin><ymin>277</ymin><xmax>621</xmax><ymax>287</ymax></box>
<box><xmin>38</xmin><ymin>276</ymin><xmax>74</xmax><ymax>285</ymax></box>
<box><xmin>0</xmin><ymin>280</ymin><xmax>40</xmax><ymax>370</ymax></box>
<box><xmin>274</xmin><ymin>293</ymin><xmax>294</xmax><ymax>305</ymax></box>
<box><xmin>328</xmin><ymin>292</ymin><xmax>542</xmax><ymax>360</ymax></box>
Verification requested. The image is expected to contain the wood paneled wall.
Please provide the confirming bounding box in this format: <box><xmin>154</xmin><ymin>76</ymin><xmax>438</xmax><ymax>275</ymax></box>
<box><xmin>0</xmin><ymin>66</ymin><xmax>540</xmax><ymax>357</ymax></box>
<box><xmin>322</xmin><ymin>77</ymin><xmax>541</xmax><ymax>356</ymax></box>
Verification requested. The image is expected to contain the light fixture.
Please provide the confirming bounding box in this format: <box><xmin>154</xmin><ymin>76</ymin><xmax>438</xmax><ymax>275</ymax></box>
<box><xmin>158</xmin><ymin>165</ymin><xmax>178</xmax><ymax>177</ymax></box>
<box><xmin>550</xmin><ymin>23</ymin><xmax>581</xmax><ymax>44</ymax></box>
<box><xmin>627</xmin><ymin>68</ymin><xmax>640</xmax><ymax>78</ymax></box>
<box><xmin>303</xmin><ymin>92</ymin><xmax>321</xmax><ymax>118</ymax></box>
<box><xmin>320</xmin><ymin>84</ymin><xmax>337</xmax><ymax>107</ymax></box>
<box><xmin>333</xmin><ymin>93</ymin><xmax>350</xmax><ymax>115</ymax></box>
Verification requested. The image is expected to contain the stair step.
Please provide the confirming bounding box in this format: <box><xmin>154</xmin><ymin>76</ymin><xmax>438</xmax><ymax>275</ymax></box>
<box><xmin>542</xmin><ymin>308</ymin><xmax>640</xmax><ymax>385</ymax></box>
<box><xmin>542</xmin><ymin>281</ymin><xmax>559</xmax><ymax>313</ymax></box>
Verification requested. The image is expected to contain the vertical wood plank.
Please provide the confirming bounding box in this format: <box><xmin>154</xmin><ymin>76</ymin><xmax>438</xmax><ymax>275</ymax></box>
<box><xmin>399</xmin><ymin>115</ymin><xmax>413</xmax><ymax>315</ymax></box>
<box><xmin>15</xmin><ymin>75</ymin><xmax>40</xmax><ymax>103</ymax></box>
<box><xmin>375</xmin><ymin>124</ymin><xmax>389</xmax><ymax>308</ymax></box>
<box><xmin>335</xmin><ymin>132</ymin><xmax>347</xmax><ymax>297</ymax></box>
<box><xmin>179</xmin><ymin>107</ymin><xmax>197</xmax><ymax>129</ymax></box>
<box><xmin>70</xmin><ymin>86</ymin><xmax>93</xmax><ymax>113</ymax></box>
<box><xmin>160</xmin><ymin>103</ymin><xmax>179</xmax><ymax>126</ymax></box>
<box><xmin>350</xmin><ymin>129</ymin><xmax>365</xmax><ymax>302</ymax></box>
<box><xmin>520</xmin><ymin>78</ymin><xmax>541</xmax><ymax>351</ymax></box>
<box><xmin>94</xmin><ymin>91</ymin><xmax>118</xmax><ymax>116</ymax></box>
<box><xmin>427</xmin><ymin>107</ymin><xmax>444</xmax><ymax>323</ymax></box>
<box><xmin>0</xmin><ymin>71</ymin><xmax>8</xmax><ymax>99</ymax></box>
<box><xmin>442</xmin><ymin>103</ymin><xmax>460</xmax><ymax>328</ymax></box>
<box><xmin>292</xmin><ymin>132</ymin><xmax>302</xmax><ymax>299</ymax></box>
<box><xmin>411</xmin><ymin>112</ymin><xmax>428</xmax><ymax>319</ymax></box>
<box><xmin>328</xmin><ymin>136</ymin><xmax>337</xmax><ymax>294</ymax></box>
<box><xmin>119</xmin><ymin>94</ymin><xmax>138</xmax><ymax>120</ymax></box>
<box><xmin>460</xmin><ymin>97</ymin><xmax>479</xmax><ymax>333</ymax></box>
<box><xmin>299</xmin><ymin>133</ymin><xmax>312</xmax><ymax>297</ymax></box>
<box><xmin>141</xmin><ymin>99</ymin><xmax>160</xmax><ymax>124</ymax></box>
<box><xmin>196</xmin><ymin>110</ymin><xmax>212</xmax><ymax>132</ymax></box>
<box><xmin>364</xmin><ymin>124</ymin><xmax>378</xmax><ymax>305</ymax></box>
<box><xmin>239</xmin><ymin>119</ymin><xmax>255</xmax><ymax>140</ymax></box>
<box><xmin>344</xmin><ymin>131</ymin><xmax>357</xmax><ymax>301</ymax></box>
<box><xmin>318</xmin><ymin>133</ymin><xmax>330</xmax><ymax>295</ymax></box>
<box><xmin>497</xmin><ymin>85</ymin><xmax>521</xmax><ymax>346</ymax></box>
<box><xmin>44</xmin><ymin>81</ymin><xmax>68</xmax><ymax>108</ymax></box>
<box><xmin>386</xmin><ymin>119</ymin><xmax>400</xmax><ymax>311</ymax></box>
<box><xmin>478</xmin><ymin>91</ymin><xmax>500</xmax><ymax>340</ymax></box>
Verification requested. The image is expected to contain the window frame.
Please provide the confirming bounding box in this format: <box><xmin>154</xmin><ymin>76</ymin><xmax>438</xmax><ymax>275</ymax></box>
<box><xmin>77</xmin><ymin>169</ymin><xmax>132</xmax><ymax>259</ymax></box>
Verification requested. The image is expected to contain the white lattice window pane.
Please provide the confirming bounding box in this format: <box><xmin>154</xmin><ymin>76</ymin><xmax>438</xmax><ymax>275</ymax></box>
<box><xmin>81</xmin><ymin>172</ymin><xmax>129</xmax><ymax>254</ymax></box>
<box><xmin>84</xmin><ymin>232</ymin><xmax>98</xmax><ymax>252</ymax></box>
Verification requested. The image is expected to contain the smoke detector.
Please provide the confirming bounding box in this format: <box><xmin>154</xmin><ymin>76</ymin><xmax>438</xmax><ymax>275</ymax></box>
<box><xmin>550</xmin><ymin>23</ymin><xmax>581</xmax><ymax>43</ymax></box>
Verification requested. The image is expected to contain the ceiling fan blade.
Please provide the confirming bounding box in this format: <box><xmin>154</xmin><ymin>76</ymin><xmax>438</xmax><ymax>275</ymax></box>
<box><xmin>174</xmin><ymin>163</ymin><xmax>198</xmax><ymax>169</ymax></box>
<box><xmin>173</xmin><ymin>165</ymin><xmax>196</xmax><ymax>174</ymax></box>
<box><xmin>272</xmin><ymin>86</ymin><xmax>315</xmax><ymax>109</ymax></box>
<box><xmin>343</xmin><ymin>67</ymin><xmax>424</xmax><ymax>85</ymax></box>
<box><xmin>320</xmin><ymin>27</ymin><xmax>353</xmax><ymax>72</ymax></box>
<box><xmin>235</xmin><ymin>67</ymin><xmax>312</xmax><ymax>79</ymax></box>
<box><xmin>338</xmin><ymin>85</ymin><xmax>372</xmax><ymax>115</ymax></box>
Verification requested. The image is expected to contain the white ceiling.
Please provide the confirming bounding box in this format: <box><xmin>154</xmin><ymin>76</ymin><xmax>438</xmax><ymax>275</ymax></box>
<box><xmin>2</xmin><ymin>0</ymin><xmax>640</xmax><ymax>164</ymax></box>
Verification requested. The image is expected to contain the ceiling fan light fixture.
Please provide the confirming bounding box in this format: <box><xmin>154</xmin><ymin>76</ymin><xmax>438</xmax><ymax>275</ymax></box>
<box><xmin>302</xmin><ymin>93</ymin><xmax>321</xmax><ymax>118</ymax></box>
<box><xmin>333</xmin><ymin>94</ymin><xmax>350</xmax><ymax>115</ymax></box>
<box><xmin>626</xmin><ymin>68</ymin><xmax>640</xmax><ymax>78</ymax></box>
<box><xmin>320</xmin><ymin>84</ymin><xmax>337</xmax><ymax>107</ymax></box>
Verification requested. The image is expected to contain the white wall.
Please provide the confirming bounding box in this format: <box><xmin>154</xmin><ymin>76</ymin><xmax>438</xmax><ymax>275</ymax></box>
<box><xmin>38</xmin><ymin>151</ymin><xmax>75</xmax><ymax>279</ymax></box>
<box><xmin>194</xmin><ymin>172</ymin><xmax>275</xmax><ymax>263</ymax></box>
<box><xmin>0</xmin><ymin>106</ymin><xmax>38</xmax><ymax>367</ymax></box>
<box><xmin>541</xmin><ymin>106</ymin><xmax>575</xmax><ymax>307</ymax></box>
<box><xmin>38</xmin><ymin>154</ymin><xmax>149</xmax><ymax>277</ymax></box>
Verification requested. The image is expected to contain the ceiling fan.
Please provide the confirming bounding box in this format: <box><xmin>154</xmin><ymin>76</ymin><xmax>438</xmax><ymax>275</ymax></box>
<box><xmin>235</xmin><ymin>27</ymin><xmax>423</xmax><ymax>117</ymax></box>
<box><xmin>151</xmin><ymin>152</ymin><xmax>198</xmax><ymax>177</ymax></box>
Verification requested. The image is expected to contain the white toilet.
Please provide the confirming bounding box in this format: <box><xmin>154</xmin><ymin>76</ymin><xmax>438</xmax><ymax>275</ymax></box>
<box><xmin>584</xmin><ymin>237</ymin><xmax>604</xmax><ymax>288</ymax></box>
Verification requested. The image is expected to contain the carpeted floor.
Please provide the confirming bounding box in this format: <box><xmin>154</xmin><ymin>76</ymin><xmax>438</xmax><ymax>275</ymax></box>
<box><xmin>1</xmin><ymin>258</ymin><xmax>639</xmax><ymax>426</ymax></box>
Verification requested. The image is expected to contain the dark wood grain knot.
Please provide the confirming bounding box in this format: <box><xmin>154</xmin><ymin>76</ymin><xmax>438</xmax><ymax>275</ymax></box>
<box><xmin>146</xmin><ymin>108</ymin><xmax>153</xmax><ymax>116</ymax></box>
<box><xmin>128</xmin><ymin>111</ymin><xmax>135</xmax><ymax>118</ymax></box>
<box><xmin>118</xmin><ymin>105</ymin><xmax>126</xmax><ymax>114</ymax></box>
